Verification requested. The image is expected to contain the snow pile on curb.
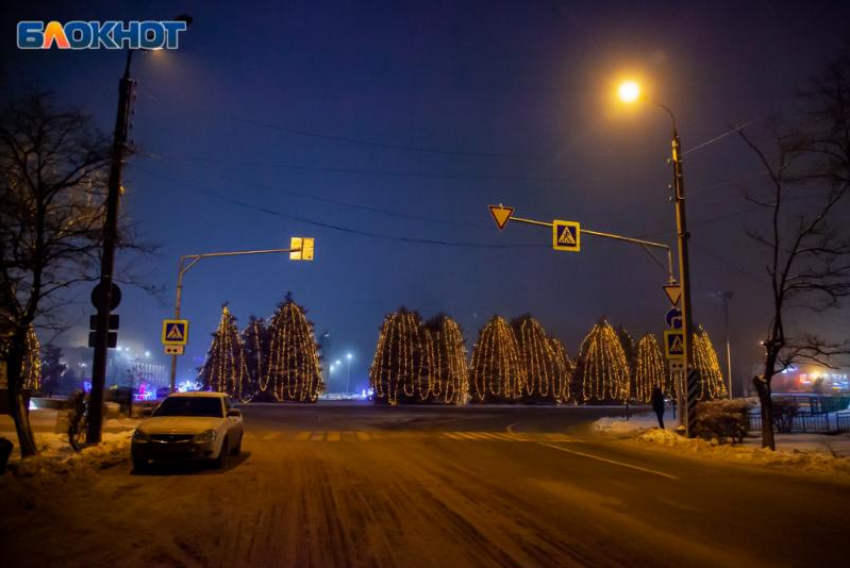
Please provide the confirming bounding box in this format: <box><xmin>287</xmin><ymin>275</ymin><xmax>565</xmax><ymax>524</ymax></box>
<box><xmin>3</xmin><ymin>431</ymin><xmax>132</xmax><ymax>484</ymax></box>
<box><xmin>594</xmin><ymin>412</ymin><xmax>850</xmax><ymax>477</ymax></box>
<box><xmin>635</xmin><ymin>428</ymin><xmax>850</xmax><ymax>476</ymax></box>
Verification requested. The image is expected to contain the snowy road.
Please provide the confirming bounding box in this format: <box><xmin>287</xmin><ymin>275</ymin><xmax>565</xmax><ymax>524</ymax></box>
<box><xmin>2</xmin><ymin>402</ymin><xmax>847</xmax><ymax>567</ymax></box>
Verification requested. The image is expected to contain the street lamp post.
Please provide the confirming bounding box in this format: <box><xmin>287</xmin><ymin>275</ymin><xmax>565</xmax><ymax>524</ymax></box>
<box><xmin>346</xmin><ymin>353</ymin><xmax>353</xmax><ymax>395</ymax></box>
<box><xmin>619</xmin><ymin>81</ymin><xmax>698</xmax><ymax>437</ymax></box>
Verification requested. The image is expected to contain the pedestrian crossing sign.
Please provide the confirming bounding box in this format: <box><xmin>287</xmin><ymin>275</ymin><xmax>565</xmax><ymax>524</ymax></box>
<box><xmin>664</xmin><ymin>329</ymin><xmax>685</xmax><ymax>360</ymax></box>
<box><xmin>552</xmin><ymin>220</ymin><xmax>580</xmax><ymax>252</ymax></box>
<box><xmin>162</xmin><ymin>319</ymin><xmax>189</xmax><ymax>346</ymax></box>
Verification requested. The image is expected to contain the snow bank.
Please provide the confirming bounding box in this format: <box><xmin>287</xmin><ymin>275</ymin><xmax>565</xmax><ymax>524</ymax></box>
<box><xmin>1</xmin><ymin>431</ymin><xmax>133</xmax><ymax>488</ymax></box>
<box><xmin>594</xmin><ymin>413</ymin><xmax>850</xmax><ymax>477</ymax></box>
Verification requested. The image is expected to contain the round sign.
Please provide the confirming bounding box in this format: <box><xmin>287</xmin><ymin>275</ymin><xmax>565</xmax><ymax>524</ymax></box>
<box><xmin>91</xmin><ymin>283</ymin><xmax>122</xmax><ymax>311</ymax></box>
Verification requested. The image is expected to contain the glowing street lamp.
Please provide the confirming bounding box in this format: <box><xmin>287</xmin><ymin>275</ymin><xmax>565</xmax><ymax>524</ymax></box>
<box><xmin>617</xmin><ymin>80</ymin><xmax>640</xmax><ymax>103</ymax></box>
<box><xmin>616</xmin><ymin>78</ymin><xmax>696</xmax><ymax>437</ymax></box>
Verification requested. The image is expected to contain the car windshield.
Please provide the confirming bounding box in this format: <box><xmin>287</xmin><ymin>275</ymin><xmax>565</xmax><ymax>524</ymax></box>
<box><xmin>153</xmin><ymin>397</ymin><xmax>223</xmax><ymax>418</ymax></box>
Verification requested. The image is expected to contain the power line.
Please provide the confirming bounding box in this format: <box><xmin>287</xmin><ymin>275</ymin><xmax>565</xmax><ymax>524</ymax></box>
<box><xmin>682</xmin><ymin>119</ymin><xmax>762</xmax><ymax>157</ymax></box>
<box><xmin>198</xmin><ymin>190</ymin><xmax>545</xmax><ymax>250</ymax></box>
<box><xmin>131</xmin><ymin>162</ymin><xmax>487</xmax><ymax>228</ymax></box>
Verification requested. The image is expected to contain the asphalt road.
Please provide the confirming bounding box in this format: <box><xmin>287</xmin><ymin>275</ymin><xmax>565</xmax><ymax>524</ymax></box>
<box><xmin>2</xmin><ymin>402</ymin><xmax>848</xmax><ymax>567</ymax></box>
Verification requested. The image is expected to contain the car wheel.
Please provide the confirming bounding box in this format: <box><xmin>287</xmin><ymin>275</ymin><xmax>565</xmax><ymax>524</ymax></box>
<box><xmin>213</xmin><ymin>436</ymin><xmax>228</xmax><ymax>469</ymax></box>
<box><xmin>230</xmin><ymin>433</ymin><xmax>242</xmax><ymax>456</ymax></box>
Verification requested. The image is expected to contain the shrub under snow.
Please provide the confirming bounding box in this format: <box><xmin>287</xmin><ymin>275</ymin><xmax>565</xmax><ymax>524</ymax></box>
<box><xmin>692</xmin><ymin>399</ymin><xmax>752</xmax><ymax>444</ymax></box>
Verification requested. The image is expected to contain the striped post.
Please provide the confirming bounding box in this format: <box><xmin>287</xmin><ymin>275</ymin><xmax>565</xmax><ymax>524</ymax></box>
<box><xmin>685</xmin><ymin>368</ymin><xmax>699</xmax><ymax>435</ymax></box>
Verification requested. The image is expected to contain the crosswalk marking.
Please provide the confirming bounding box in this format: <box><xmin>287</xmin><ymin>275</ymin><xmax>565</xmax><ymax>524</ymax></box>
<box><xmin>246</xmin><ymin>430</ymin><xmax>573</xmax><ymax>443</ymax></box>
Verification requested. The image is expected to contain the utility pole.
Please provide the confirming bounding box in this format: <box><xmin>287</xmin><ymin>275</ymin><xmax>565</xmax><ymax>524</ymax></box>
<box><xmin>88</xmin><ymin>51</ymin><xmax>135</xmax><ymax>444</ymax></box>
<box><xmin>669</xmin><ymin>120</ymin><xmax>698</xmax><ymax>438</ymax></box>
<box><xmin>719</xmin><ymin>291</ymin><xmax>734</xmax><ymax>399</ymax></box>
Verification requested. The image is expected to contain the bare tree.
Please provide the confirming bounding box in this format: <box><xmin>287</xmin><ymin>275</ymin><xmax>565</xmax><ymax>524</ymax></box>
<box><xmin>739</xmin><ymin>54</ymin><xmax>850</xmax><ymax>450</ymax></box>
<box><xmin>0</xmin><ymin>93</ymin><xmax>114</xmax><ymax>456</ymax></box>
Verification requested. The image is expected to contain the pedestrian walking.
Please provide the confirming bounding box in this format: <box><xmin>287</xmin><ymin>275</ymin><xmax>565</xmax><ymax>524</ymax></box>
<box><xmin>651</xmin><ymin>386</ymin><xmax>666</xmax><ymax>429</ymax></box>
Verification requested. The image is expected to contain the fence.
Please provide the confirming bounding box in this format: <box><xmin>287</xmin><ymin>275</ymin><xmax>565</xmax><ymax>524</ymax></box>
<box><xmin>749</xmin><ymin>413</ymin><xmax>850</xmax><ymax>434</ymax></box>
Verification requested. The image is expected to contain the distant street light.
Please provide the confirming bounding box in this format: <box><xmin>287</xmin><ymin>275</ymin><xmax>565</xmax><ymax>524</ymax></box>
<box><xmin>618</xmin><ymin>79</ymin><xmax>697</xmax><ymax>436</ymax></box>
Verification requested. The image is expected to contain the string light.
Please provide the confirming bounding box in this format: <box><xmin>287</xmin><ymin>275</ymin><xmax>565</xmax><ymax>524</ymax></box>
<box><xmin>199</xmin><ymin>306</ymin><xmax>249</xmax><ymax>400</ymax></box>
<box><xmin>241</xmin><ymin>316</ymin><xmax>267</xmax><ymax>401</ymax></box>
<box><xmin>577</xmin><ymin>319</ymin><xmax>630</xmax><ymax>403</ymax></box>
<box><xmin>634</xmin><ymin>333</ymin><xmax>667</xmax><ymax>402</ymax></box>
<box><xmin>615</xmin><ymin>325</ymin><xmax>637</xmax><ymax>399</ymax></box>
<box><xmin>549</xmin><ymin>337</ymin><xmax>575</xmax><ymax>402</ymax></box>
<box><xmin>424</xmin><ymin>314</ymin><xmax>469</xmax><ymax>405</ymax></box>
<box><xmin>263</xmin><ymin>294</ymin><xmax>324</xmax><ymax>403</ymax></box>
<box><xmin>469</xmin><ymin>316</ymin><xmax>525</xmax><ymax>403</ymax></box>
<box><xmin>693</xmin><ymin>325</ymin><xmax>727</xmax><ymax>400</ymax></box>
<box><xmin>369</xmin><ymin>308</ymin><xmax>433</xmax><ymax>405</ymax></box>
<box><xmin>512</xmin><ymin>316</ymin><xmax>569</xmax><ymax>403</ymax></box>
<box><xmin>22</xmin><ymin>324</ymin><xmax>42</xmax><ymax>391</ymax></box>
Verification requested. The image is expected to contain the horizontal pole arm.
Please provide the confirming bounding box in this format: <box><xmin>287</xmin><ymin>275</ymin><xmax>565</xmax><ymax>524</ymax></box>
<box><xmin>581</xmin><ymin>229</ymin><xmax>669</xmax><ymax>251</ymax></box>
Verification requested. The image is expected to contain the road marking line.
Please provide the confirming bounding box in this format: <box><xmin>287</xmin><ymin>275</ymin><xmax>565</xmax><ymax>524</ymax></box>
<box><xmin>310</xmin><ymin>432</ymin><xmax>324</xmax><ymax>442</ymax></box>
<box><xmin>534</xmin><ymin>441</ymin><xmax>679</xmax><ymax>480</ymax></box>
<box><xmin>355</xmin><ymin>431</ymin><xmax>372</xmax><ymax>442</ymax></box>
<box><xmin>341</xmin><ymin>431</ymin><xmax>357</xmax><ymax>442</ymax></box>
<box><xmin>261</xmin><ymin>432</ymin><xmax>282</xmax><ymax>441</ymax></box>
<box><xmin>294</xmin><ymin>431</ymin><xmax>311</xmax><ymax>441</ymax></box>
<box><xmin>443</xmin><ymin>432</ymin><xmax>465</xmax><ymax>440</ymax></box>
<box><xmin>327</xmin><ymin>431</ymin><xmax>341</xmax><ymax>442</ymax></box>
<box><xmin>491</xmin><ymin>433</ymin><xmax>520</xmax><ymax>441</ymax></box>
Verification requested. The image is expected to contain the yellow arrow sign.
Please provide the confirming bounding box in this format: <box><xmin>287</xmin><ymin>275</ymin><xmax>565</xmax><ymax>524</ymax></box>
<box><xmin>488</xmin><ymin>204</ymin><xmax>514</xmax><ymax>231</ymax></box>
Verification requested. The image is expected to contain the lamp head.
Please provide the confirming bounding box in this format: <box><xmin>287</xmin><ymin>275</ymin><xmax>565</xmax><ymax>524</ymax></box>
<box><xmin>618</xmin><ymin>81</ymin><xmax>641</xmax><ymax>104</ymax></box>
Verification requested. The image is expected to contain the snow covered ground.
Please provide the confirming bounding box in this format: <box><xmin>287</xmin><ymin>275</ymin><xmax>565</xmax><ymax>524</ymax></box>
<box><xmin>0</xmin><ymin>409</ymin><xmax>139</xmax><ymax>488</ymax></box>
<box><xmin>595</xmin><ymin>411</ymin><xmax>850</xmax><ymax>476</ymax></box>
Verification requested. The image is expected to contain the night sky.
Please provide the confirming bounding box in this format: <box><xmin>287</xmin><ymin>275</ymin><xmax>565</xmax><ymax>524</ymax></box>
<box><xmin>3</xmin><ymin>1</ymin><xmax>849</xmax><ymax>391</ymax></box>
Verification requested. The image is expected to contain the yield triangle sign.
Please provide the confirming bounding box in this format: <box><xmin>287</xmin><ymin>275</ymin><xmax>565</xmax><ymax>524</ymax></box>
<box><xmin>488</xmin><ymin>204</ymin><xmax>514</xmax><ymax>231</ymax></box>
<box><xmin>663</xmin><ymin>285</ymin><xmax>682</xmax><ymax>307</ymax></box>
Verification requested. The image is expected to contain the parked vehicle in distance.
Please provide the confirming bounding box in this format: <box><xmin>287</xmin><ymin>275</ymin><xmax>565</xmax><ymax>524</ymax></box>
<box><xmin>131</xmin><ymin>391</ymin><xmax>243</xmax><ymax>471</ymax></box>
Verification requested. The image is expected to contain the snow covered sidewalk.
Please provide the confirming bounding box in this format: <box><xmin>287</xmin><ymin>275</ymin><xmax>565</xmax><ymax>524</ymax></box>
<box><xmin>595</xmin><ymin>412</ymin><xmax>850</xmax><ymax>477</ymax></box>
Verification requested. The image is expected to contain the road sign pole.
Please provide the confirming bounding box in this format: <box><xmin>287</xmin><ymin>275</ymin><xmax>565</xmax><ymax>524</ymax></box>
<box><xmin>670</xmin><ymin>126</ymin><xmax>697</xmax><ymax>437</ymax></box>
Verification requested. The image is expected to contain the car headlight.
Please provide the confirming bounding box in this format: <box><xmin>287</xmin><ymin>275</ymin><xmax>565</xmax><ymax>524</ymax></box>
<box><xmin>194</xmin><ymin>429</ymin><xmax>217</xmax><ymax>443</ymax></box>
<box><xmin>132</xmin><ymin>430</ymin><xmax>150</xmax><ymax>443</ymax></box>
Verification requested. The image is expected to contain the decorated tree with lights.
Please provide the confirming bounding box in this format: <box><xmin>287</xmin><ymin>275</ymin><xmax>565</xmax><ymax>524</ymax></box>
<box><xmin>199</xmin><ymin>305</ymin><xmax>249</xmax><ymax>400</ymax></box>
<box><xmin>369</xmin><ymin>308</ymin><xmax>434</xmax><ymax>405</ymax></box>
<box><xmin>576</xmin><ymin>319</ymin><xmax>630</xmax><ymax>403</ymax></box>
<box><xmin>469</xmin><ymin>316</ymin><xmax>525</xmax><ymax>403</ymax></box>
<box><xmin>263</xmin><ymin>294</ymin><xmax>323</xmax><ymax>403</ymax></box>
<box><xmin>242</xmin><ymin>315</ymin><xmax>268</xmax><ymax>400</ymax></box>
<box><xmin>512</xmin><ymin>315</ymin><xmax>569</xmax><ymax>403</ymax></box>
<box><xmin>22</xmin><ymin>324</ymin><xmax>42</xmax><ymax>391</ymax></box>
<box><xmin>693</xmin><ymin>326</ymin><xmax>727</xmax><ymax>400</ymax></box>
<box><xmin>549</xmin><ymin>337</ymin><xmax>575</xmax><ymax>402</ymax></box>
<box><xmin>633</xmin><ymin>333</ymin><xmax>667</xmax><ymax>402</ymax></box>
<box><xmin>615</xmin><ymin>325</ymin><xmax>637</xmax><ymax>398</ymax></box>
<box><xmin>424</xmin><ymin>314</ymin><xmax>468</xmax><ymax>405</ymax></box>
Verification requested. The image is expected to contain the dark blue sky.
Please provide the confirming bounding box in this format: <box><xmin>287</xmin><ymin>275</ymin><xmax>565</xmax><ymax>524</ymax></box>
<box><xmin>3</xmin><ymin>1</ymin><xmax>849</xmax><ymax>390</ymax></box>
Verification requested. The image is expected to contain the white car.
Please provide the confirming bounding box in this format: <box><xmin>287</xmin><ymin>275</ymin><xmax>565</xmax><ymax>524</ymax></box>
<box><xmin>131</xmin><ymin>392</ymin><xmax>243</xmax><ymax>471</ymax></box>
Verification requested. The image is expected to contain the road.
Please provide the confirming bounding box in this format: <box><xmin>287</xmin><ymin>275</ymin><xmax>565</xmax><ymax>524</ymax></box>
<box><xmin>2</xmin><ymin>402</ymin><xmax>847</xmax><ymax>567</ymax></box>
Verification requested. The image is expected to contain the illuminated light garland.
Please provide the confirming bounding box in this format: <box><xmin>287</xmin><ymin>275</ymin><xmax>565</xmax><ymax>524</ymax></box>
<box><xmin>693</xmin><ymin>325</ymin><xmax>727</xmax><ymax>400</ymax></box>
<box><xmin>469</xmin><ymin>316</ymin><xmax>525</xmax><ymax>403</ymax></box>
<box><xmin>549</xmin><ymin>337</ymin><xmax>575</xmax><ymax>402</ymax></box>
<box><xmin>576</xmin><ymin>319</ymin><xmax>630</xmax><ymax>403</ymax></box>
<box><xmin>369</xmin><ymin>308</ymin><xmax>433</xmax><ymax>405</ymax></box>
<box><xmin>241</xmin><ymin>316</ymin><xmax>267</xmax><ymax>401</ymax></box>
<box><xmin>424</xmin><ymin>314</ymin><xmax>469</xmax><ymax>405</ymax></box>
<box><xmin>22</xmin><ymin>324</ymin><xmax>42</xmax><ymax>391</ymax></box>
<box><xmin>512</xmin><ymin>315</ymin><xmax>569</xmax><ymax>403</ymax></box>
<box><xmin>633</xmin><ymin>333</ymin><xmax>667</xmax><ymax>402</ymax></box>
<box><xmin>199</xmin><ymin>305</ymin><xmax>249</xmax><ymax>401</ymax></box>
<box><xmin>615</xmin><ymin>325</ymin><xmax>637</xmax><ymax>399</ymax></box>
<box><xmin>263</xmin><ymin>294</ymin><xmax>324</xmax><ymax>403</ymax></box>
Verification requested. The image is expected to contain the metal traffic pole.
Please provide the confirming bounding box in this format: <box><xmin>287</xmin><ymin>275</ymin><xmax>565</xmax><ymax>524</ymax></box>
<box><xmin>167</xmin><ymin>244</ymin><xmax>311</xmax><ymax>392</ymax></box>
